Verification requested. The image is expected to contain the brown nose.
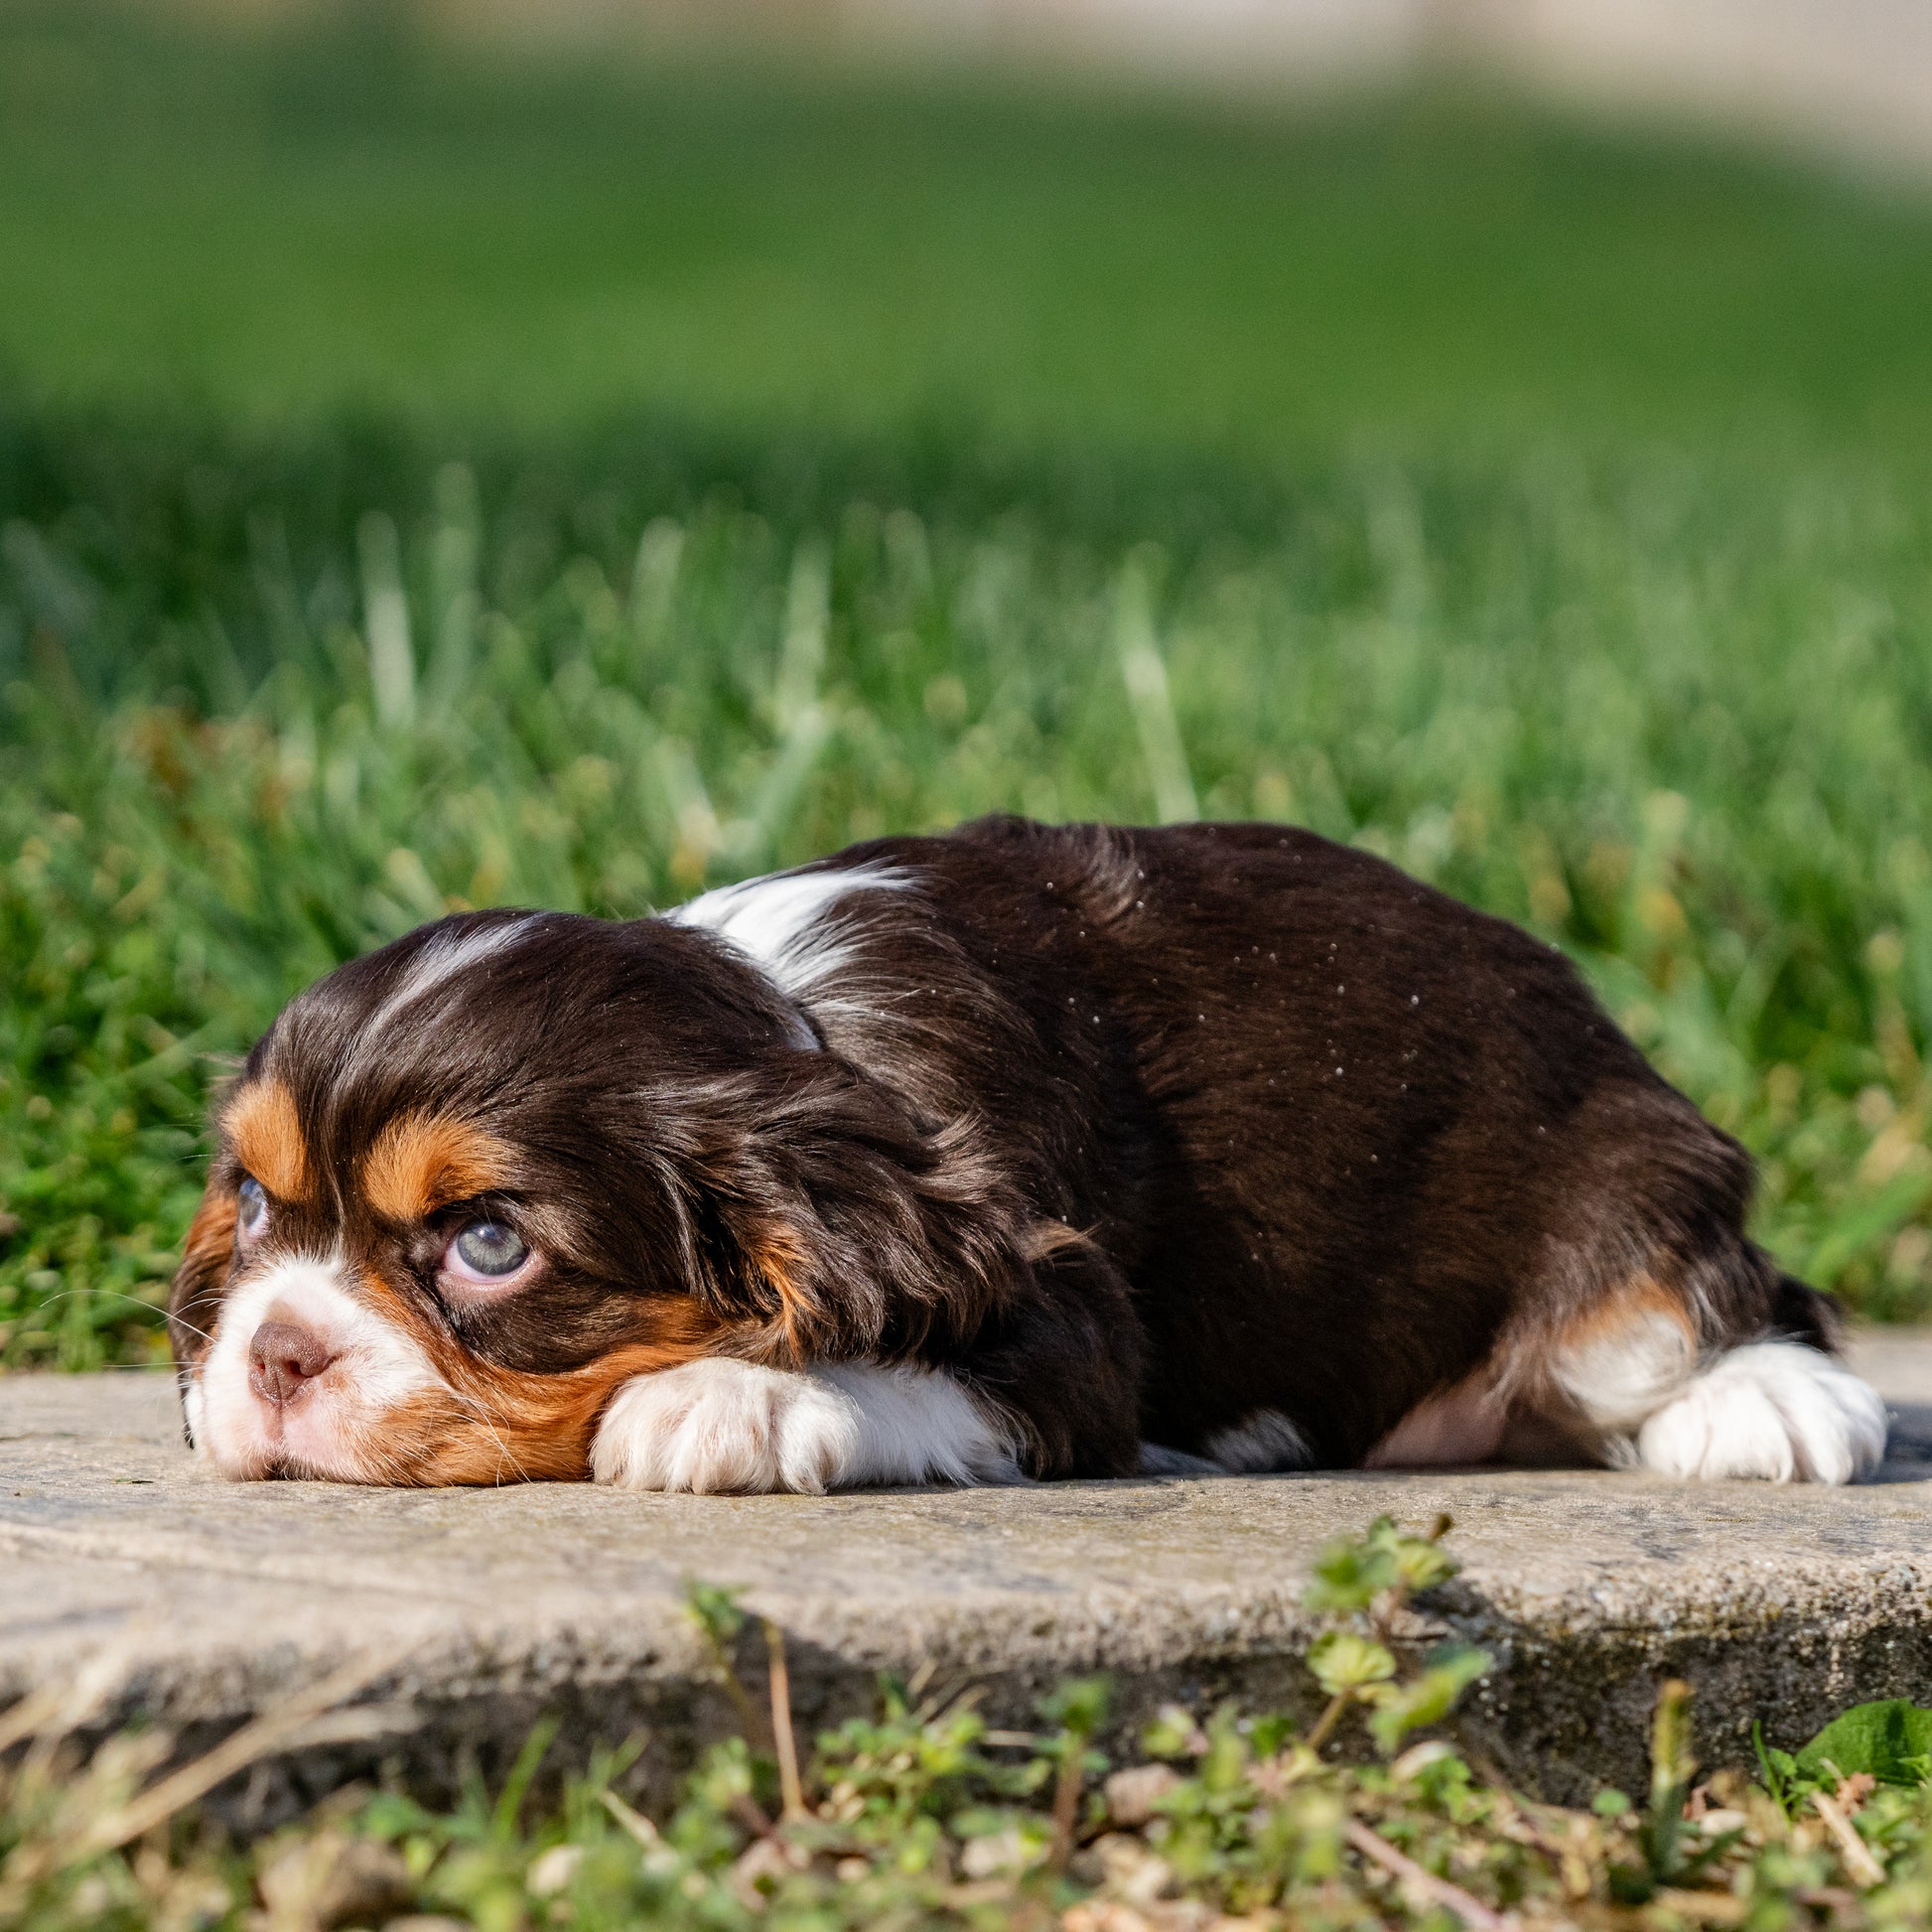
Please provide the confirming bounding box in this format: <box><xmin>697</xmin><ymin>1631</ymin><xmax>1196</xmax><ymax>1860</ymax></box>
<box><xmin>248</xmin><ymin>1320</ymin><xmax>337</xmax><ymax>1405</ymax></box>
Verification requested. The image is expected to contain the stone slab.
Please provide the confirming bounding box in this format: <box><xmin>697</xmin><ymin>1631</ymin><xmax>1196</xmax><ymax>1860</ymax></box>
<box><xmin>2</xmin><ymin>1334</ymin><xmax>1930</xmax><ymax>1813</ymax></box>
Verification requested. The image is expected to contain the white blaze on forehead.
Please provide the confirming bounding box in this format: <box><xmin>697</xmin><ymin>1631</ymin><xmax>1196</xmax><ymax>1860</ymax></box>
<box><xmin>669</xmin><ymin>866</ymin><xmax>914</xmax><ymax>1004</ymax></box>
<box><xmin>354</xmin><ymin>914</ymin><xmax>543</xmax><ymax>1050</ymax></box>
<box><xmin>192</xmin><ymin>1252</ymin><xmax>442</xmax><ymax>1481</ymax></box>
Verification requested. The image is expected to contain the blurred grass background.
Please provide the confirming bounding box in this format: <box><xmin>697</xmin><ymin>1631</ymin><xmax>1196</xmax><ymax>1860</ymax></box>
<box><xmin>7</xmin><ymin>2</ymin><xmax>1932</xmax><ymax>1365</ymax></box>
<box><xmin>11</xmin><ymin>6</ymin><xmax>1932</xmax><ymax>451</ymax></box>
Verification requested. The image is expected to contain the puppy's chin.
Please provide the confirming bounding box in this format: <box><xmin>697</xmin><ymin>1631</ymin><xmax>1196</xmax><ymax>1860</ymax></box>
<box><xmin>199</xmin><ymin>1377</ymin><xmax>538</xmax><ymax>1487</ymax></box>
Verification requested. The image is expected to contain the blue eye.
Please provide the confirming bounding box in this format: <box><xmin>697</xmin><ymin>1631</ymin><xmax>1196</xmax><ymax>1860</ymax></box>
<box><xmin>237</xmin><ymin>1176</ymin><xmax>269</xmax><ymax>1239</ymax></box>
<box><xmin>449</xmin><ymin>1220</ymin><xmax>530</xmax><ymax>1283</ymax></box>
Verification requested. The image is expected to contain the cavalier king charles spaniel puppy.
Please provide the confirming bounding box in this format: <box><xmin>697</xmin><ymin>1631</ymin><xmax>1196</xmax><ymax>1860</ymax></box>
<box><xmin>169</xmin><ymin>815</ymin><xmax>1887</xmax><ymax>1491</ymax></box>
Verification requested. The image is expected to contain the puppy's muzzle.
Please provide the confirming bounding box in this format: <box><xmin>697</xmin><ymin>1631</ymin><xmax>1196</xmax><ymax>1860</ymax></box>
<box><xmin>247</xmin><ymin>1317</ymin><xmax>339</xmax><ymax>1406</ymax></box>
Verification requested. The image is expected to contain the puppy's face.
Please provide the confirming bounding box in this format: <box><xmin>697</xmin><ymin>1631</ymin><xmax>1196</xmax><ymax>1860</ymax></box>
<box><xmin>169</xmin><ymin>909</ymin><xmax>834</xmax><ymax>1484</ymax></box>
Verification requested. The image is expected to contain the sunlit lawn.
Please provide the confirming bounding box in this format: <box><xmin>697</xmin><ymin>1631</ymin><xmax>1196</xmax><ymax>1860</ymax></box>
<box><xmin>5</xmin><ymin>10</ymin><xmax>1932</xmax><ymax>1361</ymax></box>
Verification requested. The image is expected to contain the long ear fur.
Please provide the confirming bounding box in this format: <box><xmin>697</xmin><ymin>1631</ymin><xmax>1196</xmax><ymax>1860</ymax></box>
<box><xmin>169</xmin><ymin>1175</ymin><xmax>237</xmax><ymax>1368</ymax></box>
<box><xmin>665</xmin><ymin>1054</ymin><xmax>1044</xmax><ymax>1368</ymax></box>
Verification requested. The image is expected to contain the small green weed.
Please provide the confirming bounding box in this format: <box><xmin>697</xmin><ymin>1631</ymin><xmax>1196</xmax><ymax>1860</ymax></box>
<box><xmin>8</xmin><ymin>1516</ymin><xmax>1932</xmax><ymax>1930</ymax></box>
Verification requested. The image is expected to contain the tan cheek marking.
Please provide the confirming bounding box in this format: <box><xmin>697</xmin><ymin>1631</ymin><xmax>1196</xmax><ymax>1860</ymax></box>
<box><xmin>351</xmin><ymin>1263</ymin><xmax>456</xmax><ymax>1361</ymax></box>
<box><xmin>362</xmin><ymin>1113</ymin><xmax>515</xmax><ymax>1224</ymax></box>
<box><xmin>370</xmin><ymin>1298</ymin><xmax>731</xmax><ymax>1486</ymax></box>
<box><xmin>224</xmin><ymin>1080</ymin><xmax>313</xmax><ymax>1203</ymax></box>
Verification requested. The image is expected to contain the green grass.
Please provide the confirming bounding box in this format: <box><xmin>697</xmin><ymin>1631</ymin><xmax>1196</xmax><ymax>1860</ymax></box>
<box><xmin>6</xmin><ymin>6</ymin><xmax>1932</xmax><ymax>453</ymax></box>
<box><xmin>6</xmin><ymin>12</ymin><xmax>1932</xmax><ymax>1361</ymax></box>
<box><xmin>6</xmin><ymin>409</ymin><xmax>1932</xmax><ymax>1363</ymax></box>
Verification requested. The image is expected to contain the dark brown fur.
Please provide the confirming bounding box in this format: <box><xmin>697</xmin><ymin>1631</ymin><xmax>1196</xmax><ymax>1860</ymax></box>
<box><xmin>171</xmin><ymin>815</ymin><xmax>1836</xmax><ymax>1481</ymax></box>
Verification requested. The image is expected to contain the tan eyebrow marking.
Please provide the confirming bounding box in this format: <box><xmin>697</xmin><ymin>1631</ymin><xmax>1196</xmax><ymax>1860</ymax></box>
<box><xmin>223</xmin><ymin>1080</ymin><xmax>312</xmax><ymax>1202</ymax></box>
<box><xmin>362</xmin><ymin>1112</ymin><xmax>514</xmax><ymax>1224</ymax></box>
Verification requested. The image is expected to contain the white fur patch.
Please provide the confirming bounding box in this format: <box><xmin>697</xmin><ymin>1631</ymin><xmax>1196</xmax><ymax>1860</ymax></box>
<box><xmin>193</xmin><ymin>1254</ymin><xmax>441</xmax><ymax>1481</ymax></box>
<box><xmin>590</xmin><ymin>1356</ymin><xmax>1020</xmax><ymax>1494</ymax></box>
<box><xmin>1551</xmin><ymin>1306</ymin><xmax>1698</xmax><ymax>1433</ymax></box>
<box><xmin>670</xmin><ymin>866</ymin><xmax>912</xmax><ymax>1005</ymax></box>
<box><xmin>1635</xmin><ymin>1341</ymin><xmax>1888</xmax><ymax>1484</ymax></box>
<box><xmin>355</xmin><ymin>916</ymin><xmax>541</xmax><ymax>1053</ymax></box>
<box><xmin>1202</xmin><ymin>1408</ymin><xmax>1313</xmax><ymax>1474</ymax></box>
<box><xmin>1137</xmin><ymin>1442</ymin><xmax>1228</xmax><ymax>1476</ymax></box>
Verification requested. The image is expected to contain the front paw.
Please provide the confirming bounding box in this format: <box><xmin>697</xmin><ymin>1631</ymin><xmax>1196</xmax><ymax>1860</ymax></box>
<box><xmin>591</xmin><ymin>1357</ymin><xmax>861</xmax><ymax>1493</ymax></box>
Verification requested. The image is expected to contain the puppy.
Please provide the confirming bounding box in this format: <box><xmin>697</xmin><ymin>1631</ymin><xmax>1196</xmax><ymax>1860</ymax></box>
<box><xmin>169</xmin><ymin>815</ymin><xmax>1888</xmax><ymax>1490</ymax></box>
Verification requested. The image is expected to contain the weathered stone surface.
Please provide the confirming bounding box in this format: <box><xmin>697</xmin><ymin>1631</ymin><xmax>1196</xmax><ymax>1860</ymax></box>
<box><xmin>2</xmin><ymin>1334</ymin><xmax>1929</xmax><ymax>1813</ymax></box>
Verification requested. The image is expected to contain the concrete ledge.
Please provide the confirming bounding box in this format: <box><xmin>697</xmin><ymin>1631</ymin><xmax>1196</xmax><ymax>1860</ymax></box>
<box><xmin>3</xmin><ymin>1336</ymin><xmax>1929</xmax><ymax>1814</ymax></box>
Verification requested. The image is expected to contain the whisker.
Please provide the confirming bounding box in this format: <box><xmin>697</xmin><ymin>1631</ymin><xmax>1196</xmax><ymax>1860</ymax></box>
<box><xmin>17</xmin><ymin>1286</ymin><xmax>224</xmax><ymax>1350</ymax></box>
<box><xmin>441</xmin><ymin>1384</ymin><xmax>529</xmax><ymax>1483</ymax></box>
<box><xmin>51</xmin><ymin>1362</ymin><xmax>183</xmax><ymax>1373</ymax></box>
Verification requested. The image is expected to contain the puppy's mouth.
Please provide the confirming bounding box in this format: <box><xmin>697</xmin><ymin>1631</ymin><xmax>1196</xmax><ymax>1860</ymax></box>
<box><xmin>199</xmin><ymin>1371</ymin><xmax>383</xmax><ymax>1483</ymax></box>
<box><xmin>239</xmin><ymin>1382</ymin><xmax>361</xmax><ymax>1482</ymax></box>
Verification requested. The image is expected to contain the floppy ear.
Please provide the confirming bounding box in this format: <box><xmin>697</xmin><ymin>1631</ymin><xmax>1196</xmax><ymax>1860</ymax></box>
<box><xmin>685</xmin><ymin>1058</ymin><xmax>1035</xmax><ymax>1367</ymax></box>
<box><xmin>169</xmin><ymin>1174</ymin><xmax>237</xmax><ymax>1368</ymax></box>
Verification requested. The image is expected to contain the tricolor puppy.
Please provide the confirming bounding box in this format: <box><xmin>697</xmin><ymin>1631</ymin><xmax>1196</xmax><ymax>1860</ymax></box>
<box><xmin>169</xmin><ymin>816</ymin><xmax>1888</xmax><ymax>1491</ymax></box>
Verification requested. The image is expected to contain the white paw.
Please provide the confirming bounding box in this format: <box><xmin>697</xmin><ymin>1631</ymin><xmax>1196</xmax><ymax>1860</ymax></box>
<box><xmin>591</xmin><ymin>1358</ymin><xmax>861</xmax><ymax>1494</ymax></box>
<box><xmin>1636</xmin><ymin>1341</ymin><xmax>1888</xmax><ymax>1484</ymax></box>
<box><xmin>590</xmin><ymin>1356</ymin><xmax>1020</xmax><ymax>1494</ymax></box>
<box><xmin>1204</xmin><ymin>1408</ymin><xmax>1314</xmax><ymax>1473</ymax></box>
<box><xmin>1138</xmin><ymin>1442</ymin><xmax>1227</xmax><ymax>1476</ymax></box>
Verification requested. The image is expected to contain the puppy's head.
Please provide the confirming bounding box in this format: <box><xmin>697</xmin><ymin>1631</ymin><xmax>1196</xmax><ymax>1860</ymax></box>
<box><xmin>169</xmin><ymin>907</ymin><xmax>923</xmax><ymax>1484</ymax></box>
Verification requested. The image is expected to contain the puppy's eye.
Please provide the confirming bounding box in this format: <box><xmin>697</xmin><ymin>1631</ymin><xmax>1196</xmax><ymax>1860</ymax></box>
<box><xmin>236</xmin><ymin>1176</ymin><xmax>269</xmax><ymax>1242</ymax></box>
<box><xmin>442</xmin><ymin>1219</ymin><xmax>532</xmax><ymax>1288</ymax></box>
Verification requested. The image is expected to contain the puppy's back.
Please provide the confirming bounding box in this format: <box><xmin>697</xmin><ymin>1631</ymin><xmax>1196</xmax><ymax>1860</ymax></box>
<box><xmin>906</xmin><ymin>816</ymin><xmax>1780</xmax><ymax>1467</ymax></box>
